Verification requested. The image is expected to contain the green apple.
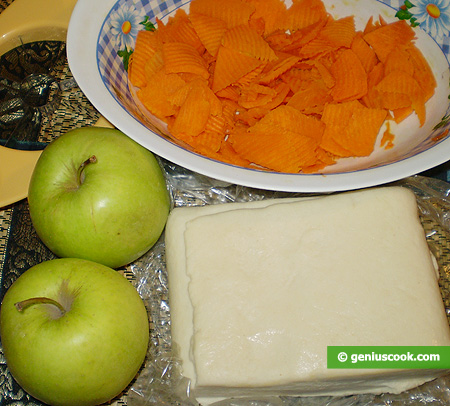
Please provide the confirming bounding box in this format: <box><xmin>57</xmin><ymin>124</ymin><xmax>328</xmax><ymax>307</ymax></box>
<box><xmin>0</xmin><ymin>257</ymin><xmax>149</xmax><ymax>406</ymax></box>
<box><xmin>28</xmin><ymin>126</ymin><xmax>170</xmax><ymax>269</ymax></box>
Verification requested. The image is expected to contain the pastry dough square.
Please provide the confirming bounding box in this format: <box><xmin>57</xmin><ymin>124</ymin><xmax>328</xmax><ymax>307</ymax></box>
<box><xmin>165</xmin><ymin>187</ymin><xmax>450</xmax><ymax>399</ymax></box>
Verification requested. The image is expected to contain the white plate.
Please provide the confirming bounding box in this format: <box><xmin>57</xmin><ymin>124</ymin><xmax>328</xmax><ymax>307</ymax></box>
<box><xmin>67</xmin><ymin>0</ymin><xmax>450</xmax><ymax>192</ymax></box>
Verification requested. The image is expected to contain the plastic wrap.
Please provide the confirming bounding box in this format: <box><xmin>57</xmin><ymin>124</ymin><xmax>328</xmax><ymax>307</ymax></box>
<box><xmin>125</xmin><ymin>159</ymin><xmax>450</xmax><ymax>406</ymax></box>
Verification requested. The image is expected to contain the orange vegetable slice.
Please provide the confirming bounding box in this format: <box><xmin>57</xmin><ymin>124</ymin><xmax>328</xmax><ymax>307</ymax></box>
<box><xmin>286</xmin><ymin>0</ymin><xmax>328</xmax><ymax>31</ymax></box>
<box><xmin>162</xmin><ymin>42</ymin><xmax>210</xmax><ymax>79</ymax></box>
<box><xmin>212</xmin><ymin>45</ymin><xmax>264</xmax><ymax>92</ymax></box>
<box><xmin>137</xmin><ymin>69</ymin><xmax>186</xmax><ymax>119</ymax></box>
<box><xmin>330</xmin><ymin>49</ymin><xmax>368</xmax><ymax>102</ymax></box>
<box><xmin>363</xmin><ymin>19</ymin><xmax>416</xmax><ymax>63</ymax></box>
<box><xmin>189</xmin><ymin>0</ymin><xmax>255</xmax><ymax>28</ymax></box>
<box><xmin>128</xmin><ymin>30</ymin><xmax>161</xmax><ymax>88</ymax></box>
<box><xmin>189</xmin><ymin>12</ymin><xmax>228</xmax><ymax>57</ymax></box>
<box><xmin>222</xmin><ymin>24</ymin><xmax>278</xmax><ymax>62</ymax></box>
<box><xmin>247</xmin><ymin>0</ymin><xmax>288</xmax><ymax>36</ymax></box>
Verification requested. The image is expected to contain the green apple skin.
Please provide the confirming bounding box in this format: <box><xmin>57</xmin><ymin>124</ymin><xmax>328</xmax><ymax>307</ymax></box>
<box><xmin>28</xmin><ymin>127</ymin><xmax>170</xmax><ymax>269</ymax></box>
<box><xmin>0</xmin><ymin>258</ymin><xmax>149</xmax><ymax>406</ymax></box>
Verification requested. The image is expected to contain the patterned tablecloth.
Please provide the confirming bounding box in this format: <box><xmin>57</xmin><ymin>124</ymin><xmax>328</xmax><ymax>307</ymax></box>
<box><xmin>2</xmin><ymin>0</ymin><xmax>450</xmax><ymax>405</ymax></box>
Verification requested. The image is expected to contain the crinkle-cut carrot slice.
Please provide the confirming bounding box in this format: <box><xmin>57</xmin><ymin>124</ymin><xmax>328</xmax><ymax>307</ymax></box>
<box><xmin>144</xmin><ymin>48</ymin><xmax>164</xmax><ymax>83</ymax></box>
<box><xmin>384</xmin><ymin>49</ymin><xmax>414</xmax><ymax>76</ymax></box>
<box><xmin>407</xmin><ymin>44</ymin><xmax>437</xmax><ymax>102</ymax></box>
<box><xmin>350</xmin><ymin>33</ymin><xmax>378</xmax><ymax>73</ymax></box>
<box><xmin>392</xmin><ymin>105</ymin><xmax>414</xmax><ymax>124</ymax></box>
<box><xmin>264</xmin><ymin>30</ymin><xmax>292</xmax><ymax>51</ymax></box>
<box><xmin>236</xmin><ymin>63</ymin><xmax>267</xmax><ymax>86</ymax></box>
<box><xmin>221</xmin><ymin>98</ymin><xmax>242</xmax><ymax>126</ymax></box>
<box><xmin>363</xmin><ymin>15</ymin><xmax>387</xmax><ymax>35</ymax></box>
<box><xmin>318</xmin><ymin>16</ymin><xmax>356</xmax><ymax>49</ymax></box>
<box><xmin>330</xmin><ymin>49</ymin><xmax>368</xmax><ymax>102</ymax></box>
<box><xmin>205</xmin><ymin>113</ymin><xmax>227</xmax><ymax>135</ymax></box>
<box><xmin>137</xmin><ymin>70</ymin><xmax>186</xmax><ymax>119</ymax></box>
<box><xmin>215</xmin><ymin>140</ymin><xmax>252</xmax><ymax>167</ymax></box>
<box><xmin>189</xmin><ymin>0</ymin><xmax>255</xmax><ymax>29</ymax></box>
<box><xmin>236</xmin><ymin>107</ymin><xmax>270</xmax><ymax>126</ymax></box>
<box><xmin>248</xmin><ymin>16</ymin><xmax>265</xmax><ymax>37</ymax></box>
<box><xmin>296</xmin><ymin>37</ymin><xmax>336</xmax><ymax>60</ymax></box>
<box><xmin>321</xmin><ymin>100</ymin><xmax>358</xmax><ymax>126</ymax></box>
<box><xmin>286</xmin><ymin>0</ymin><xmax>328</xmax><ymax>32</ymax></box>
<box><xmin>238</xmin><ymin>83</ymin><xmax>277</xmax><ymax>109</ymax></box>
<box><xmin>377</xmin><ymin>91</ymin><xmax>411</xmax><ymax>110</ymax></box>
<box><xmin>280</xmin><ymin>64</ymin><xmax>321</xmax><ymax>91</ymax></box>
<box><xmin>361</xmin><ymin>87</ymin><xmax>384</xmax><ymax>109</ymax></box>
<box><xmin>229</xmin><ymin>126</ymin><xmax>320</xmax><ymax>172</ymax></box>
<box><xmin>366</xmin><ymin>62</ymin><xmax>384</xmax><ymax>88</ymax></box>
<box><xmin>222</xmin><ymin>25</ymin><xmax>278</xmax><ymax>62</ymax></box>
<box><xmin>212</xmin><ymin>45</ymin><xmax>264</xmax><ymax>92</ymax></box>
<box><xmin>162</xmin><ymin>42</ymin><xmax>209</xmax><ymax>79</ymax></box>
<box><xmin>363</xmin><ymin>20</ymin><xmax>416</xmax><ymax>63</ymax></box>
<box><xmin>170</xmin><ymin>83</ymin><xmax>211</xmax><ymax>137</ymax></box>
<box><xmin>258</xmin><ymin>82</ymin><xmax>291</xmax><ymax>110</ymax></box>
<box><xmin>321</xmin><ymin>101</ymin><xmax>387</xmax><ymax>156</ymax></box>
<box><xmin>215</xmin><ymin>85</ymin><xmax>241</xmax><ymax>101</ymax></box>
<box><xmin>252</xmin><ymin>105</ymin><xmax>325</xmax><ymax>142</ymax></box>
<box><xmin>287</xmin><ymin>80</ymin><xmax>332</xmax><ymax>114</ymax></box>
<box><xmin>302</xmin><ymin>147</ymin><xmax>336</xmax><ymax>172</ymax></box>
<box><xmin>247</xmin><ymin>0</ymin><xmax>288</xmax><ymax>36</ymax></box>
<box><xmin>189</xmin><ymin>12</ymin><xmax>228</xmax><ymax>58</ymax></box>
<box><xmin>375</xmin><ymin>69</ymin><xmax>424</xmax><ymax>105</ymax></box>
<box><xmin>279</xmin><ymin>18</ymin><xmax>327</xmax><ymax>52</ymax></box>
<box><xmin>158</xmin><ymin>9</ymin><xmax>204</xmax><ymax>53</ymax></box>
<box><xmin>340</xmin><ymin>107</ymin><xmax>387</xmax><ymax>155</ymax></box>
<box><xmin>321</xmin><ymin>126</ymin><xmax>354</xmax><ymax>157</ymax></box>
<box><xmin>259</xmin><ymin>54</ymin><xmax>301</xmax><ymax>84</ymax></box>
<box><xmin>129</xmin><ymin>30</ymin><xmax>161</xmax><ymax>88</ymax></box>
<box><xmin>310</xmin><ymin>59</ymin><xmax>335</xmax><ymax>88</ymax></box>
<box><xmin>167</xmin><ymin>77</ymin><xmax>209</xmax><ymax>107</ymax></box>
<box><xmin>174</xmin><ymin>130</ymin><xmax>223</xmax><ymax>156</ymax></box>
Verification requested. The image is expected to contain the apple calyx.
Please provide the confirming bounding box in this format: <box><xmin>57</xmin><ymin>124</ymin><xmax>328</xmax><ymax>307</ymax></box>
<box><xmin>15</xmin><ymin>297</ymin><xmax>66</xmax><ymax>319</ymax></box>
<box><xmin>77</xmin><ymin>155</ymin><xmax>97</xmax><ymax>186</ymax></box>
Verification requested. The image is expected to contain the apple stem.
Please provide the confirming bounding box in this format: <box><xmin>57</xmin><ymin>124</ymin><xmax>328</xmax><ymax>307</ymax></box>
<box><xmin>15</xmin><ymin>297</ymin><xmax>66</xmax><ymax>316</ymax></box>
<box><xmin>78</xmin><ymin>155</ymin><xmax>97</xmax><ymax>185</ymax></box>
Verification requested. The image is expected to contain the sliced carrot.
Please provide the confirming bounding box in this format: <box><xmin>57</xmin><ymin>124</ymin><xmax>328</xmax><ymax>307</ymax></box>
<box><xmin>162</xmin><ymin>42</ymin><xmax>209</xmax><ymax>79</ymax></box>
<box><xmin>189</xmin><ymin>12</ymin><xmax>228</xmax><ymax>57</ymax></box>
<box><xmin>247</xmin><ymin>0</ymin><xmax>288</xmax><ymax>36</ymax></box>
<box><xmin>363</xmin><ymin>19</ymin><xmax>416</xmax><ymax>63</ymax></box>
<box><xmin>222</xmin><ymin>25</ymin><xmax>278</xmax><ymax>62</ymax></box>
<box><xmin>137</xmin><ymin>69</ymin><xmax>186</xmax><ymax>119</ymax></box>
<box><xmin>318</xmin><ymin>16</ymin><xmax>356</xmax><ymax>49</ymax></box>
<box><xmin>129</xmin><ymin>30</ymin><xmax>161</xmax><ymax>88</ymax></box>
<box><xmin>279</xmin><ymin>18</ymin><xmax>327</xmax><ymax>52</ymax></box>
<box><xmin>375</xmin><ymin>69</ymin><xmax>426</xmax><ymax>125</ymax></box>
<box><xmin>158</xmin><ymin>9</ymin><xmax>204</xmax><ymax>53</ymax></box>
<box><xmin>144</xmin><ymin>48</ymin><xmax>164</xmax><ymax>83</ymax></box>
<box><xmin>407</xmin><ymin>43</ymin><xmax>437</xmax><ymax>102</ymax></box>
<box><xmin>229</xmin><ymin>126</ymin><xmax>320</xmax><ymax>173</ymax></box>
<box><xmin>321</xmin><ymin>101</ymin><xmax>387</xmax><ymax>156</ymax></box>
<box><xmin>212</xmin><ymin>45</ymin><xmax>263</xmax><ymax>92</ymax></box>
<box><xmin>330</xmin><ymin>49</ymin><xmax>368</xmax><ymax>102</ymax></box>
<box><xmin>286</xmin><ymin>0</ymin><xmax>328</xmax><ymax>31</ymax></box>
<box><xmin>287</xmin><ymin>79</ymin><xmax>332</xmax><ymax>114</ymax></box>
<box><xmin>350</xmin><ymin>33</ymin><xmax>378</xmax><ymax>73</ymax></box>
<box><xmin>384</xmin><ymin>48</ymin><xmax>414</xmax><ymax>76</ymax></box>
<box><xmin>189</xmin><ymin>0</ymin><xmax>255</xmax><ymax>28</ymax></box>
<box><xmin>259</xmin><ymin>54</ymin><xmax>301</xmax><ymax>84</ymax></box>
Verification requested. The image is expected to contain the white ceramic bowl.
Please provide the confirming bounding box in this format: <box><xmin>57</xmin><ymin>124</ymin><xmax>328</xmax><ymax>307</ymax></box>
<box><xmin>67</xmin><ymin>0</ymin><xmax>450</xmax><ymax>192</ymax></box>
